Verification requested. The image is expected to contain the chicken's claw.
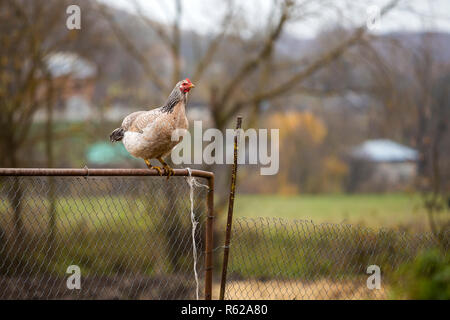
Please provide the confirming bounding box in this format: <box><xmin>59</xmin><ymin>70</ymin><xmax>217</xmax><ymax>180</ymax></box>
<box><xmin>163</xmin><ymin>166</ymin><xmax>175</xmax><ymax>180</ymax></box>
<box><xmin>153</xmin><ymin>166</ymin><xmax>163</xmax><ymax>176</ymax></box>
<box><xmin>144</xmin><ymin>159</ymin><xmax>163</xmax><ymax>176</ymax></box>
<box><xmin>156</xmin><ymin>157</ymin><xmax>174</xmax><ymax>180</ymax></box>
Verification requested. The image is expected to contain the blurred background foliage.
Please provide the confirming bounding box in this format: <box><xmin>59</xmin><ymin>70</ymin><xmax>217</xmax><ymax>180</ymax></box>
<box><xmin>1</xmin><ymin>1</ymin><xmax>448</xmax><ymax>188</ymax></box>
<box><xmin>0</xmin><ymin>0</ymin><xmax>449</xmax><ymax>299</ymax></box>
<box><xmin>390</xmin><ymin>248</ymin><xmax>450</xmax><ymax>299</ymax></box>
<box><xmin>0</xmin><ymin>0</ymin><xmax>448</xmax><ymax>231</ymax></box>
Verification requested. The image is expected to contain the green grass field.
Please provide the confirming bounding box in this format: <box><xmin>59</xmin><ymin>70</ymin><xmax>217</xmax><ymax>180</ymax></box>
<box><xmin>234</xmin><ymin>193</ymin><xmax>429</xmax><ymax>228</ymax></box>
<box><xmin>1</xmin><ymin>190</ymin><xmax>443</xmax><ymax>300</ymax></box>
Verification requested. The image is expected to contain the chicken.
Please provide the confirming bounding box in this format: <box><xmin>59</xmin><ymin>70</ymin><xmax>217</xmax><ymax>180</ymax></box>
<box><xmin>109</xmin><ymin>78</ymin><xmax>195</xmax><ymax>178</ymax></box>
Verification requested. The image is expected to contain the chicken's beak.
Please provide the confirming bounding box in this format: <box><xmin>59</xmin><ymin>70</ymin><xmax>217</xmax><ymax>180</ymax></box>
<box><xmin>189</xmin><ymin>83</ymin><xmax>195</xmax><ymax>89</ymax></box>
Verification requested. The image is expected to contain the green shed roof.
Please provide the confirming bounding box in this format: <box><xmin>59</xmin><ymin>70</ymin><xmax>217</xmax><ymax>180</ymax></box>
<box><xmin>86</xmin><ymin>142</ymin><xmax>134</xmax><ymax>164</ymax></box>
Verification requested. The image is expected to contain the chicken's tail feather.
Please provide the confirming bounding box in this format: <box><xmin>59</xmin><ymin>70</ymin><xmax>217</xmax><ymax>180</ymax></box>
<box><xmin>110</xmin><ymin>128</ymin><xmax>125</xmax><ymax>142</ymax></box>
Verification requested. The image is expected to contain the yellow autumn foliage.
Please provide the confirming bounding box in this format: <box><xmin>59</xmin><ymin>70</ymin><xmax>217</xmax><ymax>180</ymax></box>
<box><xmin>262</xmin><ymin>111</ymin><xmax>350</xmax><ymax>194</ymax></box>
<box><xmin>269</xmin><ymin>111</ymin><xmax>327</xmax><ymax>144</ymax></box>
<box><xmin>309</xmin><ymin>156</ymin><xmax>348</xmax><ymax>193</ymax></box>
<box><xmin>323</xmin><ymin>156</ymin><xmax>348</xmax><ymax>178</ymax></box>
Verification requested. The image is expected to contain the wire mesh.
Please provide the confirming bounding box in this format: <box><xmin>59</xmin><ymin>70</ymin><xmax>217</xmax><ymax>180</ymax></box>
<box><xmin>224</xmin><ymin>217</ymin><xmax>448</xmax><ymax>300</ymax></box>
<box><xmin>0</xmin><ymin>174</ymin><xmax>209</xmax><ymax>299</ymax></box>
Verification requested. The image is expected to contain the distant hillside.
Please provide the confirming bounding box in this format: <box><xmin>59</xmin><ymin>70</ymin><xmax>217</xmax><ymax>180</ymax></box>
<box><xmin>386</xmin><ymin>31</ymin><xmax>450</xmax><ymax>62</ymax></box>
<box><xmin>277</xmin><ymin>30</ymin><xmax>450</xmax><ymax>62</ymax></box>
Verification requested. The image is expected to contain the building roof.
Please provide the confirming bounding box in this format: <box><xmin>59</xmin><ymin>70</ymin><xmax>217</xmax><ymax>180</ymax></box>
<box><xmin>45</xmin><ymin>52</ymin><xmax>97</xmax><ymax>79</ymax></box>
<box><xmin>351</xmin><ymin>139</ymin><xmax>418</xmax><ymax>162</ymax></box>
<box><xmin>86</xmin><ymin>142</ymin><xmax>134</xmax><ymax>165</ymax></box>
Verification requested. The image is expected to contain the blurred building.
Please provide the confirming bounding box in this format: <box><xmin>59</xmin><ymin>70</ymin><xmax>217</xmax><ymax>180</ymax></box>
<box><xmin>34</xmin><ymin>52</ymin><xmax>98</xmax><ymax>122</ymax></box>
<box><xmin>347</xmin><ymin>139</ymin><xmax>419</xmax><ymax>192</ymax></box>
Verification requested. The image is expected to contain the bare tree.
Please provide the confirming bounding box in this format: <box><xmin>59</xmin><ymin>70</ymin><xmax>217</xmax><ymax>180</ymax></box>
<box><xmin>95</xmin><ymin>0</ymin><xmax>400</xmax><ymax>211</ymax></box>
<box><xmin>0</xmin><ymin>0</ymin><xmax>78</xmax><ymax>236</ymax></box>
<box><xmin>97</xmin><ymin>0</ymin><xmax>399</xmax><ymax>129</ymax></box>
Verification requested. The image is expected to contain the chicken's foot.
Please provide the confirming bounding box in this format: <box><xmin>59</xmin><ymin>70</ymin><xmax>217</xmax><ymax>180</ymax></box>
<box><xmin>144</xmin><ymin>159</ymin><xmax>163</xmax><ymax>176</ymax></box>
<box><xmin>157</xmin><ymin>157</ymin><xmax>174</xmax><ymax>180</ymax></box>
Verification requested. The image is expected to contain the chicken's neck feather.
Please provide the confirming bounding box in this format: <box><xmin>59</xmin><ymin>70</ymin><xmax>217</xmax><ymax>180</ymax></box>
<box><xmin>161</xmin><ymin>87</ymin><xmax>187</xmax><ymax>113</ymax></box>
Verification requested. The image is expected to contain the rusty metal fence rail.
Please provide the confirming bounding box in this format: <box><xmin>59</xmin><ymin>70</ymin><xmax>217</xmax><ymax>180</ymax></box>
<box><xmin>0</xmin><ymin>168</ymin><xmax>214</xmax><ymax>300</ymax></box>
<box><xmin>224</xmin><ymin>217</ymin><xmax>448</xmax><ymax>300</ymax></box>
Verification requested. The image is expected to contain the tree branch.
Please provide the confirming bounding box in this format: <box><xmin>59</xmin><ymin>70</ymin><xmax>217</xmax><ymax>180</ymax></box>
<box><xmin>217</xmin><ymin>0</ymin><xmax>292</xmax><ymax>108</ymax></box>
<box><xmin>221</xmin><ymin>0</ymin><xmax>401</xmax><ymax>123</ymax></box>
<box><xmin>95</xmin><ymin>2</ymin><xmax>168</xmax><ymax>92</ymax></box>
<box><xmin>192</xmin><ymin>0</ymin><xmax>235</xmax><ymax>83</ymax></box>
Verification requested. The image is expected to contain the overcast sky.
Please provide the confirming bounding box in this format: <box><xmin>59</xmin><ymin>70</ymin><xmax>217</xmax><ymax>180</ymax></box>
<box><xmin>102</xmin><ymin>0</ymin><xmax>450</xmax><ymax>38</ymax></box>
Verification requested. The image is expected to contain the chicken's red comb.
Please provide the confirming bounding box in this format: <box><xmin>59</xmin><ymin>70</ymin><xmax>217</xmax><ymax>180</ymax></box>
<box><xmin>184</xmin><ymin>78</ymin><xmax>192</xmax><ymax>83</ymax></box>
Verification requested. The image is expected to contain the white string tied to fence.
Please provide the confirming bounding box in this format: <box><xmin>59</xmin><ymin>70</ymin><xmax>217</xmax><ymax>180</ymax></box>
<box><xmin>185</xmin><ymin>167</ymin><xmax>209</xmax><ymax>300</ymax></box>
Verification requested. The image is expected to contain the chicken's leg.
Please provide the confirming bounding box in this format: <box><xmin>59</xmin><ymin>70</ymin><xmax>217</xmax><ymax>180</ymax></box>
<box><xmin>157</xmin><ymin>156</ymin><xmax>174</xmax><ymax>180</ymax></box>
<box><xmin>144</xmin><ymin>159</ymin><xmax>163</xmax><ymax>176</ymax></box>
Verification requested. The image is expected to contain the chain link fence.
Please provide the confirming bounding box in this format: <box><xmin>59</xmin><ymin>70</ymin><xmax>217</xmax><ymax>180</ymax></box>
<box><xmin>224</xmin><ymin>217</ymin><xmax>448</xmax><ymax>300</ymax></box>
<box><xmin>0</xmin><ymin>169</ymin><xmax>213</xmax><ymax>299</ymax></box>
<box><xmin>1</xmin><ymin>169</ymin><xmax>447</xmax><ymax>300</ymax></box>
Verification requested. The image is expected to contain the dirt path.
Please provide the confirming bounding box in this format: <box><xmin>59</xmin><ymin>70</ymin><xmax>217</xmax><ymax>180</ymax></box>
<box><xmin>213</xmin><ymin>279</ymin><xmax>388</xmax><ymax>300</ymax></box>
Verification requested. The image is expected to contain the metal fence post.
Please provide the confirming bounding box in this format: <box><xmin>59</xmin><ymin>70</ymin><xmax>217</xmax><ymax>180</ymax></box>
<box><xmin>204</xmin><ymin>174</ymin><xmax>214</xmax><ymax>300</ymax></box>
<box><xmin>219</xmin><ymin>116</ymin><xmax>242</xmax><ymax>300</ymax></box>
